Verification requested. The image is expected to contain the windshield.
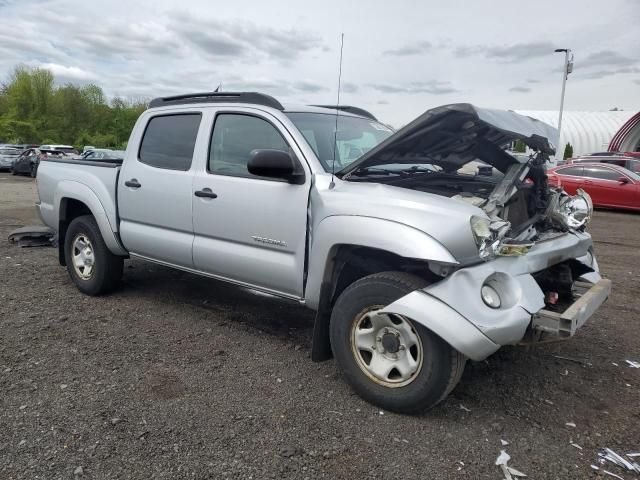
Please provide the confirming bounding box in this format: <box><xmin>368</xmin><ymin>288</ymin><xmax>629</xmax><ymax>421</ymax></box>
<box><xmin>285</xmin><ymin>112</ymin><xmax>393</xmax><ymax>171</ymax></box>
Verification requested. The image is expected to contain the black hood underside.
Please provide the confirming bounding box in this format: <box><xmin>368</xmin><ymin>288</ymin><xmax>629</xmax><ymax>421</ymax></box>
<box><xmin>339</xmin><ymin>103</ymin><xmax>558</xmax><ymax>177</ymax></box>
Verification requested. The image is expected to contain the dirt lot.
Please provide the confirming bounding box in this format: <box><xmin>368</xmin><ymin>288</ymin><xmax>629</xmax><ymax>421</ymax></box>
<box><xmin>1</xmin><ymin>172</ymin><xmax>638</xmax><ymax>479</ymax></box>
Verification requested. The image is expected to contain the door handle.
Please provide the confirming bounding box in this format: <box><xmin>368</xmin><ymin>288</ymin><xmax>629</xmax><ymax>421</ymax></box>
<box><xmin>125</xmin><ymin>179</ymin><xmax>141</xmax><ymax>188</ymax></box>
<box><xmin>194</xmin><ymin>188</ymin><xmax>218</xmax><ymax>199</ymax></box>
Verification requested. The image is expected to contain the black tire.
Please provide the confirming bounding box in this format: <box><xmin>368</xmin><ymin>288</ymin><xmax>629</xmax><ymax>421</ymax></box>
<box><xmin>64</xmin><ymin>215</ymin><xmax>123</xmax><ymax>295</ymax></box>
<box><xmin>330</xmin><ymin>271</ymin><xmax>466</xmax><ymax>413</ymax></box>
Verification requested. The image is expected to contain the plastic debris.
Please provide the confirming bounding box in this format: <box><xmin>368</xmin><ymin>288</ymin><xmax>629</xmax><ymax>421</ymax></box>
<box><xmin>612</xmin><ymin>362</ymin><xmax>619</xmax><ymax>367</ymax></box>
<box><xmin>625</xmin><ymin>360</ymin><xmax>640</xmax><ymax>368</ymax></box>
<box><xmin>459</xmin><ymin>404</ymin><xmax>471</xmax><ymax>412</ymax></box>
<box><xmin>598</xmin><ymin>448</ymin><xmax>640</xmax><ymax>474</ymax></box>
<box><xmin>565</xmin><ymin>422</ymin><xmax>576</xmax><ymax>428</ymax></box>
<box><xmin>570</xmin><ymin>442</ymin><xmax>583</xmax><ymax>450</ymax></box>
<box><xmin>495</xmin><ymin>450</ymin><xmax>527</xmax><ymax>479</ymax></box>
<box><xmin>501</xmin><ymin>439</ymin><xmax>509</xmax><ymax>446</ymax></box>
<box><xmin>8</xmin><ymin>225</ymin><xmax>57</xmax><ymax>247</ymax></box>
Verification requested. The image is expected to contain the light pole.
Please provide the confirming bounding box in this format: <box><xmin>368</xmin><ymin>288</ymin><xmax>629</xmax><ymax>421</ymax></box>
<box><xmin>554</xmin><ymin>48</ymin><xmax>573</xmax><ymax>160</ymax></box>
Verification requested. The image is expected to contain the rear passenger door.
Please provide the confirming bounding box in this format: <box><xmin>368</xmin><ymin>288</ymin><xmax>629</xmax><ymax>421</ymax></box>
<box><xmin>118</xmin><ymin>112</ymin><xmax>205</xmax><ymax>267</ymax></box>
<box><xmin>191</xmin><ymin>109</ymin><xmax>311</xmax><ymax>298</ymax></box>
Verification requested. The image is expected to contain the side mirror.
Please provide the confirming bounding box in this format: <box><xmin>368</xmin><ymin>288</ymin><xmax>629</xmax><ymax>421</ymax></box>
<box><xmin>618</xmin><ymin>176</ymin><xmax>629</xmax><ymax>184</ymax></box>
<box><xmin>247</xmin><ymin>149</ymin><xmax>305</xmax><ymax>185</ymax></box>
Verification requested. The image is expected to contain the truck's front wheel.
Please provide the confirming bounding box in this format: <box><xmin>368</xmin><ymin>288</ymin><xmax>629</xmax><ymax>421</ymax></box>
<box><xmin>330</xmin><ymin>271</ymin><xmax>465</xmax><ymax>413</ymax></box>
<box><xmin>64</xmin><ymin>215</ymin><xmax>123</xmax><ymax>296</ymax></box>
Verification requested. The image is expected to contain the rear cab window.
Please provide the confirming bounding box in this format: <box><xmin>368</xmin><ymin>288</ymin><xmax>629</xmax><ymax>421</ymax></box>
<box><xmin>139</xmin><ymin>113</ymin><xmax>202</xmax><ymax>170</ymax></box>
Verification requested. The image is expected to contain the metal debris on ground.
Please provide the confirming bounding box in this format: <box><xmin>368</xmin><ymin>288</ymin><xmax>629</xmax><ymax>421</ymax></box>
<box><xmin>495</xmin><ymin>450</ymin><xmax>527</xmax><ymax>479</ymax></box>
<box><xmin>596</xmin><ymin>448</ymin><xmax>640</xmax><ymax>475</ymax></box>
<box><xmin>8</xmin><ymin>225</ymin><xmax>57</xmax><ymax>247</ymax></box>
<box><xmin>551</xmin><ymin>355</ymin><xmax>592</xmax><ymax>366</ymax></box>
<box><xmin>625</xmin><ymin>360</ymin><xmax>640</xmax><ymax>368</ymax></box>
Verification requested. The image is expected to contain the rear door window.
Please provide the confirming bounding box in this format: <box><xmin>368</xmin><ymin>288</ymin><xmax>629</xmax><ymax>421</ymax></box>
<box><xmin>582</xmin><ymin>166</ymin><xmax>620</xmax><ymax>181</ymax></box>
<box><xmin>556</xmin><ymin>166</ymin><xmax>583</xmax><ymax>176</ymax></box>
<box><xmin>139</xmin><ymin>114</ymin><xmax>201</xmax><ymax>170</ymax></box>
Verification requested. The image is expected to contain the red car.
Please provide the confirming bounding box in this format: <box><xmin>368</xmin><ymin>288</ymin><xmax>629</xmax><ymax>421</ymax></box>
<box><xmin>547</xmin><ymin>163</ymin><xmax>640</xmax><ymax>212</ymax></box>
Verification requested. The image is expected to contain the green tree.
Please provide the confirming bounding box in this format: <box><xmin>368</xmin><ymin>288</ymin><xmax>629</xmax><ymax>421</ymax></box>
<box><xmin>563</xmin><ymin>142</ymin><xmax>573</xmax><ymax>159</ymax></box>
<box><xmin>0</xmin><ymin>64</ymin><xmax>148</xmax><ymax>146</ymax></box>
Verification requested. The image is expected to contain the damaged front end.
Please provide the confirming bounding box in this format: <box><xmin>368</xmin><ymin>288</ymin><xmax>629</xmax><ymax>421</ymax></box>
<box><xmin>470</xmin><ymin>154</ymin><xmax>594</xmax><ymax>261</ymax></box>
<box><xmin>339</xmin><ymin>104</ymin><xmax>610</xmax><ymax>360</ymax></box>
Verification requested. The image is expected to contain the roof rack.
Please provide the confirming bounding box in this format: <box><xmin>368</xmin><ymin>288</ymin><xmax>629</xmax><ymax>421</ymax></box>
<box><xmin>312</xmin><ymin>105</ymin><xmax>377</xmax><ymax>121</ymax></box>
<box><xmin>149</xmin><ymin>92</ymin><xmax>285</xmax><ymax>110</ymax></box>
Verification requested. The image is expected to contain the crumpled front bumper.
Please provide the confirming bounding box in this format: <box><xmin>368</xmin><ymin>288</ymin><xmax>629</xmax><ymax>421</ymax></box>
<box><xmin>381</xmin><ymin>231</ymin><xmax>611</xmax><ymax>361</ymax></box>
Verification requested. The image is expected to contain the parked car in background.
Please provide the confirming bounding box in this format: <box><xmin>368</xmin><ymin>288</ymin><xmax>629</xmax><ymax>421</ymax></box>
<box><xmin>0</xmin><ymin>146</ymin><xmax>23</xmax><ymax>171</ymax></box>
<box><xmin>39</xmin><ymin>144</ymin><xmax>78</xmax><ymax>155</ymax></box>
<box><xmin>12</xmin><ymin>148</ymin><xmax>71</xmax><ymax>177</ymax></box>
<box><xmin>79</xmin><ymin>148</ymin><xmax>126</xmax><ymax>161</ymax></box>
<box><xmin>547</xmin><ymin>163</ymin><xmax>640</xmax><ymax>211</ymax></box>
<box><xmin>569</xmin><ymin>155</ymin><xmax>640</xmax><ymax>174</ymax></box>
<box><xmin>11</xmin><ymin>148</ymin><xmax>40</xmax><ymax>176</ymax></box>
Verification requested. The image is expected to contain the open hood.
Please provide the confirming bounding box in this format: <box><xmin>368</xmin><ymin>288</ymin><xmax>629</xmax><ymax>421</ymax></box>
<box><xmin>339</xmin><ymin>103</ymin><xmax>557</xmax><ymax>177</ymax></box>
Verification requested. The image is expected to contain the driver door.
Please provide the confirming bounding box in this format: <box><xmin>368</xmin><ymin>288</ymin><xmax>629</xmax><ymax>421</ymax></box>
<box><xmin>192</xmin><ymin>109</ymin><xmax>311</xmax><ymax>298</ymax></box>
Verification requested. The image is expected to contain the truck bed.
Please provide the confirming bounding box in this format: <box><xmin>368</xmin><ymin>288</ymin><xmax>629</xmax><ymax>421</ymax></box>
<box><xmin>37</xmin><ymin>157</ymin><xmax>122</xmax><ymax>236</ymax></box>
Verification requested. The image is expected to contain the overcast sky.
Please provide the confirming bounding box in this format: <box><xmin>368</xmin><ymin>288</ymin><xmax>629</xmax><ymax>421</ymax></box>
<box><xmin>1</xmin><ymin>0</ymin><xmax>639</xmax><ymax>126</ymax></box>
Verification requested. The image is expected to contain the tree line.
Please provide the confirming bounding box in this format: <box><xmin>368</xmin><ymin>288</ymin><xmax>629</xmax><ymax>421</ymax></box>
<box><xmin>0</xmin><ymin>65</ymin><xmax>148</xmax><ymax>149</ymax></box>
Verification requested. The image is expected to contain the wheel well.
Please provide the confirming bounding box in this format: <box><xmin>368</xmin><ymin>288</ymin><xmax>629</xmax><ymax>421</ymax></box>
<box><xmin>310</xmin><ymin>244</ymin><xmax>438</xmax><ymax>362</ymax></box>
<box><xmin>58</xmin><ymin>198</ymin><xmax>92</xmax><ymax>265</ymax></box>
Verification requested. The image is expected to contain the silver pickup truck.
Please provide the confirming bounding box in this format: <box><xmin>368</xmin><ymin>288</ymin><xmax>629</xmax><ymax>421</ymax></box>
<box><xmin>36</xmin><ymin>92</ymin><xmax>611</xmax><ymax>413</ymax></box>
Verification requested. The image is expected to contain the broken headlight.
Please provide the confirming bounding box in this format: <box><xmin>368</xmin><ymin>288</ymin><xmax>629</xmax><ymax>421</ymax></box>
<box><xmin>549</xmin><ymin>188</ymin><xmax>593</xmax><ymax>230</ymax></box>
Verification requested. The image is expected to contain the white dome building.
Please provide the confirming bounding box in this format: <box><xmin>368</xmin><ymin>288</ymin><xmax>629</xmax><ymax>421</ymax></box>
<box><xmin>514</xmin><ymin>110</ymin><xmax>638</xmax><ymax>160</ymax></box>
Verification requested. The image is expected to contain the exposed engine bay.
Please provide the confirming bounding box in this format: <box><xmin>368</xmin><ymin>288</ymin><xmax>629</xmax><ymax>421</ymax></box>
<box><xmin>347</xmin><ymin>151</ymin><xmax>593</xmax><ymax>260</ymax></box>
<box><xmin>339</xmin><ymin>103</ymin><xmax>593</xmax><ymax>261</ymax></box>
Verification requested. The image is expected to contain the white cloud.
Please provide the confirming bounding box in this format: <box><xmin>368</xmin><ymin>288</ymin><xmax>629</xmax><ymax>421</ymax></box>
<box><xmin>34</xmin><ymin>63</ymin><xmax>97</xmax><ymax>82</ymax></box>
<box><xmin>0</xmin><ymin>0</ymin><xmax>638</xmax><ymax>127</ymax></box>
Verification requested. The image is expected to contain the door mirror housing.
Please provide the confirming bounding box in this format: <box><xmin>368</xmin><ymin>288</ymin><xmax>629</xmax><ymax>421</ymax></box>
<box><xmin>247</xmin><ymin>149</ymin><xmax>305</xmax><ymax>184</ymax></box>
<box><xmin>618</xmin><ymin>176</ymin><xmax>629</xmax><ymax>184</ymax></box>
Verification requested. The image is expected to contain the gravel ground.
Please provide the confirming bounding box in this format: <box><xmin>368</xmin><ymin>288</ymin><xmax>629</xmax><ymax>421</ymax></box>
<box><xmin>1</xmin><ymin>172</ymin><xmax>638</xmax><ymax>479</ymax></box>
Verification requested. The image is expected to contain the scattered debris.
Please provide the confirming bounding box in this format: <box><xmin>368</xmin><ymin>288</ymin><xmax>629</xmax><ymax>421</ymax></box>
<box><xmin>597</xmin><ymin>448</ymin><xmax>640</xmax><ymax>474</ymax></box>
<box><xmin>278</xmin><ymin>446</ymin><xmax>298</xmax><ymax>458</ymax></box>
<box><xmin>570</xmin><ymin>442</ymin><xmax>583</xmax><ymax>450</ymax></box>
<box><xmin>379</xmin><ymin>411</ymin><xmax>384</xmax><ymax>415</ymax></box>
<box><xmin>552</xmin><ymin>355</ymin><xmax>592</xmax><ymax>366</ymax></box>
<box><xmin>501</xmin><ymin>439</ymin><xmax>509</xmax><ymax>446</ymax></box>
<box><xmin>625</xmin><ymin>360</ymin><xmax>640</xmax><ymax>368</ymax></box>
<box><xmin>565</xmin><ymin>422</ymin><xmax>576</xmax><ymax>428</ymax></box>
<box><xmin>560</xmin><ymin>369</ymin><xmax>569</xmax><ymax>376</ymax></box>
<box><xmin>459</xmin><ymin>404</ymin><xmax>471</xmax><ymax>412</ymax></box>
<box><xmin>73</xmin><ymin>466</ymin><xmax>84</xmax><ymax>476</ymax></box>
<box><xmin>8</xmin><ymin>225</ymin><xmax>57</xmax><ymax>247</ymax></box>
<box><xmin>495</xmin><ymin>450</ymin><xmax>527</xmax><ymax>479</ymax></box>
<box><xmin>590</xmin><ymin>465</ymin><xmax>625</xmax><ymax>480</ymax></box>
<box><xmin>627</xmin><ymin>453</ymin><xmax>640</xmax><ymax>458</ymax></box>
<box><xmin>612</xmin><ymin>362</ymin><xmax>619</xmax><ymax>367</ymax></box>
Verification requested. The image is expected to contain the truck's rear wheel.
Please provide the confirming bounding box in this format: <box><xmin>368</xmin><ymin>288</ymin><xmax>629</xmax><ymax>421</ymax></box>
<box><xmin>330</xmin><ymin>271</ymin><xmax>466</xmax><ymax>413</ymax></box>
<box><xmin>64</xmin><ymin>215</ymin><xmax>123</xmax><ymax>295</ymax></box>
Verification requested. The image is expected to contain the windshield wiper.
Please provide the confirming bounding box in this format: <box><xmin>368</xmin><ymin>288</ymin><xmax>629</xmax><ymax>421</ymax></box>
<box><xmin>350</xmin><ymin>165</ymin><xmax>438</xmax><ymax>177</ymax></box>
